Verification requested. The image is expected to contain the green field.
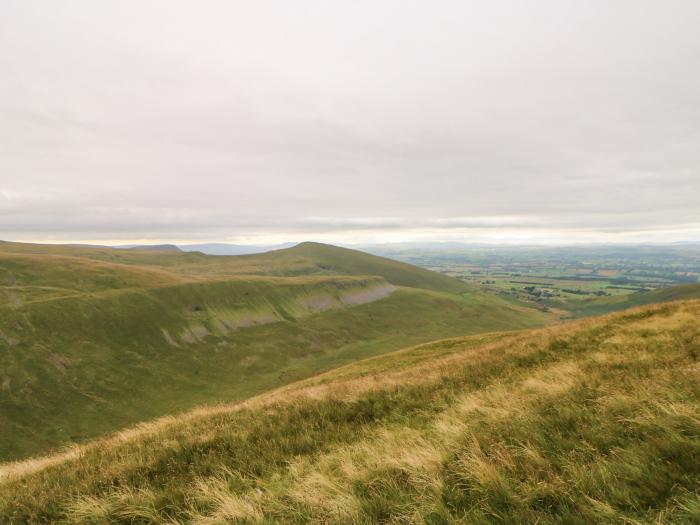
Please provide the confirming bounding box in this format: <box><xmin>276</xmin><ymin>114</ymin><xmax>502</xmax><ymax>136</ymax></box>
<box><xmin>0</xmin><ymin>241</ymin><xmax>546</xmax><ymax>461</ymax></box>
<box><xmin>3</xmin><ymin>297</ymin><xmax>699</xmax><ymax>523</ymax></box>
<box><xmin>368</xmin><ymin>244</ymin><xmax>700</xmax><ymax>318</ymax></box>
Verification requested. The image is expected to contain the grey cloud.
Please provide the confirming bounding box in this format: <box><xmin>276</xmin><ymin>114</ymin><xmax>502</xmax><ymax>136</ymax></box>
<box><xmin>1</xmin><ymin>0</ymin><xmax>699</xmax><ymax>243</ymax></box>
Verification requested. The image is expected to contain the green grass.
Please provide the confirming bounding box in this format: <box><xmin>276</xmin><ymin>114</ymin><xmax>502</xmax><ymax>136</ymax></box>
<box><xmin>568</xmin><ymin>282</ymin><xmax>700</xmax><ymax>317</ymax></box>
<box><xmin>269</xmin><ymin>242</ymin><xmax>473</xmax><ymax>293</ymax></box>
<box><xmin>0</xmin><ymin>242</ymin><xmax>543</xmax><ymax>462</ymax></box>
<box><xmin>2</xmin><ymin>299</ymin><xmax>699</xmax><ymax>523</ymax></box>
<box><xmin>0</xmin><ymin>241</ymin><xmax>472</xmax><ymax>293</ymax></box>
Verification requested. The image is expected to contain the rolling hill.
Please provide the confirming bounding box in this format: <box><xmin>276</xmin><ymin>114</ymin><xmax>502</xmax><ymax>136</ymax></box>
<box><xmin>0</xmin><ymin>241</ymin><xmax>545</xmax><ymax>461</ymax></box>
<box><xmin>260</xmin><ymin>242</ymin><xmax>473</xmax><ymax>294</ymax></box>
<box><xmin>178</xmin><ymin>242</ymin><xmax>297</xmax><ymax>255</ymax></box>
<box><xmin>2</xmin><ymin>298</ymin><xmax>699</xmax><ymax>523</ymax></box>
<box><xmin>0</xmin><ymin>241</ymin><xmax>472</xmax><ymax>293</ymax></box>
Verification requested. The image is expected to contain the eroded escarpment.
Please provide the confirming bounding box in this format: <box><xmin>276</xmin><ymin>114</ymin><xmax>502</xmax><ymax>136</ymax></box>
<box><xmin>0</xmin><ymin>275</ymin><xmax>396</xmax><ymax>350</ymax></box>
<box><xmin>173</xmin><ymin>277</ymin><xmax>396</xmax><ymax>345</ymax></box>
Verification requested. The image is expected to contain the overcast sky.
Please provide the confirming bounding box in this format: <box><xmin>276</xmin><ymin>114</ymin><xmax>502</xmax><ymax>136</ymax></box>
<box><xmin>1</xmin><ymin>1</ymin><xmax>699</xmax><ymax>245</ymax></box>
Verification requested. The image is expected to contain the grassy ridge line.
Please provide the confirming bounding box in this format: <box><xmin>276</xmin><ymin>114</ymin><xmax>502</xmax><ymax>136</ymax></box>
<box><xmin>262</xmin><ymin>242</ymin><xmax>473</xmax><ymax>293</ymax></box>
<box><xmin>0</xmin><ymin>251</ymin><xmax>191</xmax><ymax>293</ymax></box>
<box><xmin>0</xmin><ymin>240</ymin><xmax>473</xmax><ymax>293</ymax></box>
<box><xmin>3</xmin><ymin>299</ymin><xmax>699</xmax><ymax>523</ymax></box>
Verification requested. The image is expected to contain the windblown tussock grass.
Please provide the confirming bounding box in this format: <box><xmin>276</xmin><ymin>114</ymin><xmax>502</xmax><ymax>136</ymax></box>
<box><xmin>2</xmin><ymin>300</ymin><xmax>700</xmax><ymax>524</ymax></box>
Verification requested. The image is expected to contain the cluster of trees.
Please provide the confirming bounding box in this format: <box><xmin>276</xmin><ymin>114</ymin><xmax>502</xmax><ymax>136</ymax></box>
<box><xmin>522</xmin><ymin>286</ymin><xmax>558</xmax><ymax>298</ymax></box>
<box><xmin>562</xmin><ymin>288</ymin><xmax>610</xmax><ymax>296</ymax></box>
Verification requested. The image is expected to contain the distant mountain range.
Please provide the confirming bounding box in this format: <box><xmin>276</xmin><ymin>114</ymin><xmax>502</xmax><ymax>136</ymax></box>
<box><xmin>177</xmin><ymin>242</ymin><xmax>297</xmax><ymax>255</ymax></box>
<box><xmin>114</xmin><ymin>244</ymin><xmax>183</xmax><ymax>252</ymax></box>
<box><xmin>109</xmin><ymin>243</ymin><xmax>296</xmax><ymax>255</ymax></box>
<box><xmin>42</xmin><ymin>240</ymin><xmax>700</xmax><ymax>257</ymax></box>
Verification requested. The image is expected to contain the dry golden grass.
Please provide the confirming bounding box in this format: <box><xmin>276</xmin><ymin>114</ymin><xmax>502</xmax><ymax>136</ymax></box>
<box><xmin>2</xmin><ymin>299</ymin><xmax>700</xmax><ymax>523</ymax></box>
<box><xmin>0</xmin><ymin>301</ymin><xmax>682</xmax><ymax>484</ymax></box>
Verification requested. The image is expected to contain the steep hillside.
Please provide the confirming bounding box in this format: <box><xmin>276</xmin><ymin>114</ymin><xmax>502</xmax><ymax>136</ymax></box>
<box><xmin>2</xmin><ymin>299</ymin><xmax>699</xmax><ymax>523</ymax></box>
<box><xmin>0</xmin><ymin>242</ymin><xmax>544</xmax><ymax>461</ymax></box>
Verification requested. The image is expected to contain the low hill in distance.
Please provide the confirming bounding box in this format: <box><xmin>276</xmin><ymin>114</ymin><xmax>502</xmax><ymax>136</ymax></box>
<box><xmin>120</xmin><ymin>244</ymin><xmax>183</xmax><ymax>252</ymax></box>
<box><xmin>3</xmin><ymin>298</ymin><xmax>699</xmax><ymax>523</ymax></box>
<box><xmin>0</xmin><ymin>241</ymin><xmax>545</xmax><ymax>461</ymax></box>
<box><xmin>178</xmin><ymin>242</ymin><xmax>296</xmax><ymax>255</ymax></box>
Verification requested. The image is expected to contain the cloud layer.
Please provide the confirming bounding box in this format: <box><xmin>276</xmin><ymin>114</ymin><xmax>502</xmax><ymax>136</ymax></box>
<box><xmin>1</xmin><ymin>1</ymin><xmax>699</xmax><ymax>244</ymax></box>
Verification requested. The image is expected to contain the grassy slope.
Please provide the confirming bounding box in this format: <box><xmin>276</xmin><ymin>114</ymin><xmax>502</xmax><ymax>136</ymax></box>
<box><xmin>570</xmin><ymin>282</ymin><xmax>700</xmax><ymax>317</ymax></box>
<box><xmin>2</xmin><ymin>299</ymin><xmax>699</xmax><ymax>524</ymax></box>
<box><xmin>0</xmin><ymin>241</ymin><xmax>472</xmax><ymax>293</ymax></box>
<box><xmin>0</xmin><ymin>242</ymin><xmax>543</xmax><ymax>461</ymax></box>
<box><xmin>258</xmin><ymin>242</ymin><xmax>473</xmax><ymax>293</ymax></box>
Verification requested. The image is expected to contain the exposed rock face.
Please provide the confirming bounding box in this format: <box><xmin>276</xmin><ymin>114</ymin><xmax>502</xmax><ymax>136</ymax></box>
<box><xmin>300</xmin><ymin>295</ymin><xmax>336</xmax><ymax>312</ymax></box>
<box><xmin>340</xmin><ymin>284</ymin><xmax>396</xmax><ymax>305</ymax></box>
<box><xmin>171</xmin><ymin>279</ymin><xmax>396</xmax><ymax>346</ymax></box>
